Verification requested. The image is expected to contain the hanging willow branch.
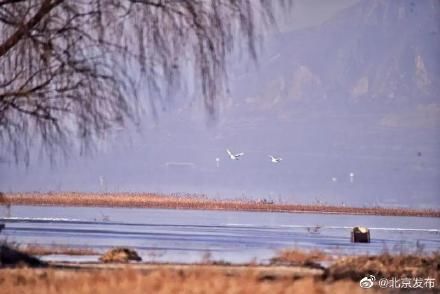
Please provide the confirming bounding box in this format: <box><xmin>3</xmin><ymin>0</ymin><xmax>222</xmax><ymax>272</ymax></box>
<box><xmin>0</xmin><ymin>0</ymin><xmax>281</xmax><ymax>163</ymax></box>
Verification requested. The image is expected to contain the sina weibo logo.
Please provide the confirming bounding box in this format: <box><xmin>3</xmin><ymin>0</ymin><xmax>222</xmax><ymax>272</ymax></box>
<box><xmin>360</xmin><ymin>275</ymin><xmax>376</xmax><ymax>288</ymax></box>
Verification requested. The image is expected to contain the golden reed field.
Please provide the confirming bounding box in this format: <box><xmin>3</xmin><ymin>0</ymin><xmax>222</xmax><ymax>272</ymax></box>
<box><xmin>0</xmin><ymin>267</ymin><xmax>364</xmax><ymax>294</ymax></box>
<box><xmin>1</xmin><ymin>251</ymin><xmax>439</xmax><ymax>294</ymax></box>
<box><xmin>1</xmin><ymin>192</ymin><xmax>439</xmax><ymax>217</ymax></box>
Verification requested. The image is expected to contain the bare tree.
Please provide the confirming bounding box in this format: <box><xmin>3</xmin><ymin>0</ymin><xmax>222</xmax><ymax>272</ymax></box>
<box><xmin>0</xmin><ymin>0</ymin><xmax>280</xmax><ymax>163</ymax></box>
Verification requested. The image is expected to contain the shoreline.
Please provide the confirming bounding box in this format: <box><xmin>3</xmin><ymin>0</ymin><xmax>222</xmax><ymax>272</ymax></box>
<box><xmin>1</xmin><ymin>192</ymin><xmax>439</xmax><ymax>217</ymax></box>
<box><xmin>1</xmin><ymin>250</ymin><xmax>439</xmax><ymax>293</ymax></box>
<box><xmin>0</xmin><ymin>265</ymin><xmax>360</xmax><ymax>294</ymax></box>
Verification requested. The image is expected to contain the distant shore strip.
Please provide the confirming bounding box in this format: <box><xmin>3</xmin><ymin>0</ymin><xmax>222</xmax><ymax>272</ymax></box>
<box><xmin>1</xmin><ymin>192</ymin><xmax>439</xmax><ymax>218</ymax></box>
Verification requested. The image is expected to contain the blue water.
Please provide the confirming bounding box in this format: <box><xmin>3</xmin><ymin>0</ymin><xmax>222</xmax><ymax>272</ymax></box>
<box><xmin>0</xmin><ymin>205</ymin><xmax>439</xmax><ymax>264</ymax></box>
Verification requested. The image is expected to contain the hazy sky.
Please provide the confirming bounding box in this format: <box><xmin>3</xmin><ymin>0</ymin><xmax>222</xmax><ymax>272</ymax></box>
<box><xmin>1</xmin><ymin>0</ymin><xmax>439</xmax><ymax>209</ymax></box>
<box><xmin>281</xmin><ymin>0</ymin><xmax>360</xmax><ymax>30</ymax></box>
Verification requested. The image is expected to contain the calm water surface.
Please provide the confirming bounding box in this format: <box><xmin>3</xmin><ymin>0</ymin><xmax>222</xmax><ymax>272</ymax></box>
<box><xmin>1</xmin><ymin>205</ymin><xmax>439</xmax><ymax>264</ymax></box>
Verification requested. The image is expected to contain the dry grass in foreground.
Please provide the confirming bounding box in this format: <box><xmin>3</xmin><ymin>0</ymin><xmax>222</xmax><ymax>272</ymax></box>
<box><xmin>325</xmin><ymin>252</ymin><xmax>440</xmax><ymax>282</ymax></box>
<box><xmin>2</xmin><ymin>192</ymin><xmax>439</xmax><ymax>217</ymax></box>
<box><xmin>0</xmin><ymin>267</ymin><xmax>373</xmax><ymax>294</ymax></box>
<box><xmin>1</xmin><ymin>246</ymin><xmax>439</xmax><ymax>293</ymax></box>
<box><xmin>271</xmin><ymin>249</ymin><xmax>330</xmax><ymax>267</ymax></box>
<box><xmin>271</xmin><ymin>249</ymin><xmax>440</xmax><ymax>281</ymax></box>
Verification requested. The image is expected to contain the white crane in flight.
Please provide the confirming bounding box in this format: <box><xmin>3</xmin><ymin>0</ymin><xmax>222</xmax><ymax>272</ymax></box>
<box><xmin>226</xmin><ymin>149</ymin><xmax>244</xmax><ymax>160</ymax></box>
<box><xmin>269</xmin><ymin>155</ymin><xmax>282</xmax><ymax>163</ymax></box>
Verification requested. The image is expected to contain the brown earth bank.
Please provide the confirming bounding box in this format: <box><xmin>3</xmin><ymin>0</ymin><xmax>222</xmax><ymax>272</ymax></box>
<box><xmin>0</xmin><ymin>246</ymin><xmax>438</xmax><ymax>293</ymax></box>
<box><xmin>0</xmin><ymin>267</ymin><xmax>372</xmax><ymax>294</ymax></box>
<box><xmin>1</xmin><ymin>255</ymin><xmax>438</xmax><ymax>294</ymax></box>
<box><xmin>1</xmin><ymin>192</ymin><xmax>439</xmax><ymax>217</ymax></box>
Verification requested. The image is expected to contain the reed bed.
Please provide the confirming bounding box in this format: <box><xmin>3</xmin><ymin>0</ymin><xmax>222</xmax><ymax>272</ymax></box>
<box><xmin>0</xmin><ymin>267</ymin><xmax>371</xmax><ymax>294</ymax></box>
<box><xmin>1</xmin><ymin>192</ymin><xmax>439</xmax><ymax>217</ymax></box>
<box><xmin>326</xmin><ymin>251</ymin><xmax>440</xmax><ymax>282</ymax></box>
<box><xmin>271</xmin><ymin>249</ymin><xmax>330</xmax><ymax>266</ymax></box>
<box><xmin>271</xmin><ymin>249</ymin><xmax>440</xmax><ymax>282</ymax></box>
<box><xmin>1</xmin><ymin>245</ymin><xmax>438</xmax><ymax>293</ymax></box>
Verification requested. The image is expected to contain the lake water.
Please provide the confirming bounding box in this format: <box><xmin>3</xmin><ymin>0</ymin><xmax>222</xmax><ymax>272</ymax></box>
<box><xmin>1</xmin><ymin>205</ymin><xmax>439</xmax><ymax>264</ymax></box>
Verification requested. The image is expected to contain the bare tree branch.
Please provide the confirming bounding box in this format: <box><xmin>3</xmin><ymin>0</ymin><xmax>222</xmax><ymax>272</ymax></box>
<box><xmin>0</xmin><ymin>0</ymin><xmax>282</xmax><ymax>164</ymax></box>
<box><xmin>0</xmin><ymin>0</ymin><xmax>63</xmax><ymax>57</ymax></box>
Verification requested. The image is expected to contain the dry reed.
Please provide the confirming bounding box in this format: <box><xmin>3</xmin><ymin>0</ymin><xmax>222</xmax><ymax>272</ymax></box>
<box><xmin>0</xmin><ymin>266</ymin><xmax>377</xmax><ymax>294</ymax></box>
<box><xmin>1</xmin><ymin>192</ymin><xmax>438</xmax><ymax>217</ymax></box>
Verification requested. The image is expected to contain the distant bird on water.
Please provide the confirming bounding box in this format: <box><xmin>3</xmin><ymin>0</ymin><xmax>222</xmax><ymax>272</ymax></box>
<box><xmin>269</xmin><ymin>155</ymin><xmax>282</xmax><ymax>163</ymax></box>
<box><xmin>226</xmin><ymin>149</ymin><xmax>244</xmax><ymax>160</ymax></box>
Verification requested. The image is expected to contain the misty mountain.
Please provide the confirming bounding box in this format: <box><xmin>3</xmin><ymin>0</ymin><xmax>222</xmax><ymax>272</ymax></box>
<box><xmin>219</xmin><ymin>0</ymin><xmax>440</xmax><ymax>206</ymax></box>
<box><xmin>1</xmin><ymin>0</ymin><xmax>439</xmax><ymax>208</ymax></box>
<box><xmin>233</xmin><ymin>0</ymin><xmax>439</xmax><ymax>112</ymax></box>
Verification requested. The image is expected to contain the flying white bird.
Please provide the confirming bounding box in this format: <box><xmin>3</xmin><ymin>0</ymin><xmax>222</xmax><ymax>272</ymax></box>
<box><xmin>226</xmin><ymin>149</ymin><xmax>244</xmax><ymax>160</ymax></box>
<box><xmin>269</xmin><ymin>155</ymin><xmax>282</xmax><ymax>163</ymax></box>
